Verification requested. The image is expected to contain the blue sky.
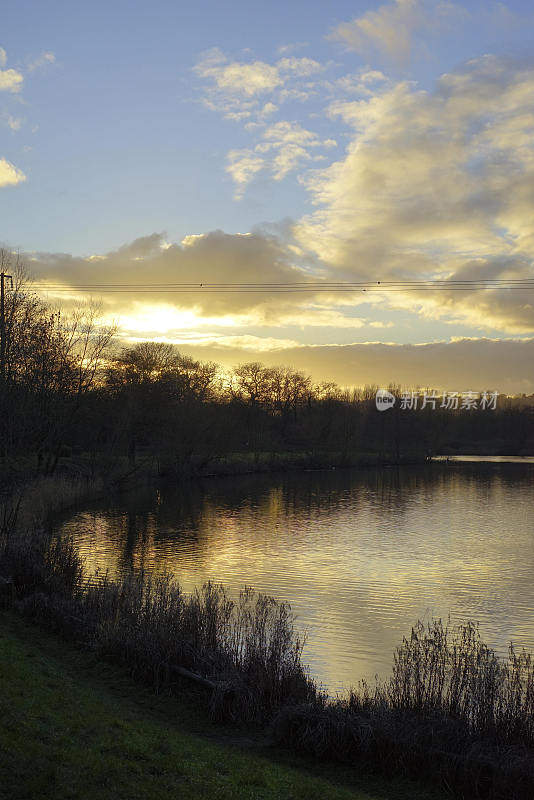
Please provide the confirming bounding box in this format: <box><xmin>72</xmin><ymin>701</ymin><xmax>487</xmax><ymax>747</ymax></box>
<box><xmin>2</xmin><ymin>0</ymin><xmax>534</xmax><ymax>389</ymax></box>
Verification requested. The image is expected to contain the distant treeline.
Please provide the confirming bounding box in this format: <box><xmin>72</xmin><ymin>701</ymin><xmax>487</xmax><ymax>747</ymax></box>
<box><xmin>1</xmin><ymin>258</ymin><xmax>533</xmax><ymax>480</ymax></box>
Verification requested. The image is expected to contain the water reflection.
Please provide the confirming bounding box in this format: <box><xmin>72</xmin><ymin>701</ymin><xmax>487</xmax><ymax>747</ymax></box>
<box><xmin>53</xmin><ymin>463</ymin><xmax>534</xmax><ymax>691</ymax></box>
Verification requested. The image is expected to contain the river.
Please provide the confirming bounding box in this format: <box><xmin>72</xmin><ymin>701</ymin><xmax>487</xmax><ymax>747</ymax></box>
<box><xmin>53</xmin><ymin>458</ymin><xmax>534</xmax><ymax>692</ymax></box>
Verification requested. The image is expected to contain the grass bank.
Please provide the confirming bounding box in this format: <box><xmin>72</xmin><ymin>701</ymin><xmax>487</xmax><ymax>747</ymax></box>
<box><xmin>2</xmin><ymin>528</ymin><xmax>532</xmax><ymax>798</ymax></box>
<box><xmin>4</xmin><ymin>531</ymin><xmax>534</xmax><ymax>800</ymax></box>
<box><xmin>0</xmin><ymin>612</ymin><xmax>441</xmax><ymax>800</ymax></box>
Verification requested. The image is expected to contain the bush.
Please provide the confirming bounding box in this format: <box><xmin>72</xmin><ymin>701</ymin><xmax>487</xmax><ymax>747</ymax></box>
<box><xmin>82</xmin><ymin>576</ymin><xmax>315</xmax><ymax>718</ymax></box>
<box><xmin>0</xmin><ymin>529</ymin><xmax>315</xmax><ymax>721</ymax></box>
<box><xmin>0</xmin><ymin>528</ymin><xmax>83</xmax><ymax>598</ymax></box>
<box><xmin>272</xmin><ymin>620</ymin><xmax>534</xmax><ymax>799</ymax></box>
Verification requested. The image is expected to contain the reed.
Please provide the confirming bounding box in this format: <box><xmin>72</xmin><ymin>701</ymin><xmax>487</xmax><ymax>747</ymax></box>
<box><xmin>272</xmin><ymin>620</ymin><xmax>534</xmax><ymax>799</ymax></box>
<box><xmin>2</xmin><ymin>473</ymin><xmax>105</xmax><ymax>532</ymax></box>
<box><xmin>0</xmin><ymin>528</ymin><xmax>315</xmax><ymax>721</ymax></box>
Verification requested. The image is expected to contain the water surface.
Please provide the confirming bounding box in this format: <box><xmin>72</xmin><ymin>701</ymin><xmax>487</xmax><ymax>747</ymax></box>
<box><xmin>54</xmin><ymin>461</ymin><xmax>534</xmax><ymax>691</ymax></box>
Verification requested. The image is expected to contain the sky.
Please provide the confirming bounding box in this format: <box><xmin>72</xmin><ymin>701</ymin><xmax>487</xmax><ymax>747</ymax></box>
<box><xmin>2</xmin><ymin>0</ymin><xmax>534</xmax><ymax>391</ymax></box>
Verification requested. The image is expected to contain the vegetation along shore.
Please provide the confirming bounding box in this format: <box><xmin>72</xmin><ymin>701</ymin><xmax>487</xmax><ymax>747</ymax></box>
<box><xmin>1</xmin><ymin>520</ymin><xmax>534</xmax><ymax>799</ymax></box>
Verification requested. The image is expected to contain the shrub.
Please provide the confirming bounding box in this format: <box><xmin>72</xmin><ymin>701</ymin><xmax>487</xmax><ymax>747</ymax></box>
<box><xmin>272</xmin><ymin>620</ymin><xmax>534</xmax><ymax>799</ymax></box>
<box><xmin>0</xmin><ymin>528</ymin><xmax>83</xmax><ymax>598</ymax></box>
<box><xmin>0</xmin><ymin>529</ymin><xmax>315</xmax><ymax>720</ymax></box>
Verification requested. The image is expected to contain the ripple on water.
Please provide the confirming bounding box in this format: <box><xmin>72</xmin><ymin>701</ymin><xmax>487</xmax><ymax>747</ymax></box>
<box><xmin>54</xmin><ymin>463</ymin><xmax>534</xmax><ymax>689</ymax></box>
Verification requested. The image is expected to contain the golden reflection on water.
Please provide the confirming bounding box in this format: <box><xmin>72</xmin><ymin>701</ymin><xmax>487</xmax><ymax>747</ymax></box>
<box><xmin>55</xmin><ymin>464</ymin><xmax>534</xmax><ymax>692</ymax></box>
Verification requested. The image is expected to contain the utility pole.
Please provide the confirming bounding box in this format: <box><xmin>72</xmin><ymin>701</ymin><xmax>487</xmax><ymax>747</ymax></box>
<box><xmin>0</xmin><ymin>271</ymin><xmax>13</xmax><ymax>383</ymax></box>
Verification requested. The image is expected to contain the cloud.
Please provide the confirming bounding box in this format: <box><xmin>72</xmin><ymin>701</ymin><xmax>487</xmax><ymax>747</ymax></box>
<box><xmin>259</xmin><ymin>101</ymin><xmax>277</xmax><ymax>118</ymax></box>
<box><xmin>195</xmin><ymin>49</ymin><xmax>323</xmax><ymax>98</ymax></box>
<box><xmin>194</xmin><ymin>48</ymin><xmax>282</xmax><ymax>96</ymax></box>
<box><xmin>225</xmin><ymin>150</ymin><xmax>265</xmax><ymax>197</ymax></box>
<box><xmin>277</xmin><ymin>42</ymin><xmax>309</xmax><ymax>55</ymax></box>
<box><xmin>170</xmin><ymin>337</ymin><xmax>534</xmax><ymax>394</ymax></box>
<box><xmin>277</xmin><ymin>57</ymin><xmax>324</xmax><ymax>77</ymax></box>
<box><xmin>0</xmin><ymin>68</ymin><xmax>23</xmax><ymax>92</ymax></box>
<box><xmin>25</xmin><ymin>230</ymin><xmax>392</xmax><ymax>341</ymax></box>
<box><xmin>26</xmin><ymin>230</ymin><xmax>316</xmax><ymax>319</ymax></box>
<box><xmin>194</xmin><ymin>47</ymin><xmax>327</xmax><ymax>123</ymax></box>
<box><xmin>222</xmin><ymin>121</ymin><xmax>339</xmax><ymax>196</ymax></box>
<box><xmin>224</xmin><ymin>121</ymin><xmax>339</xmax><ymax>194</ymax></box>
<box><xmin>255</xmin><ymin>121</ymin><xmax>337</xmax><ymax>181</ymax></box>
<box><xmin>0</xmin><ymin>158</ymin><xmax>26</xmax><ymax>187</ymax></box>
<box><xmin>1</xmin><ymin>113</ymin><xmax>23</xmax><ymax>131</ymax></box>
<box><xmin>331</xmin><ymin>0</ymin><xmax>468</xmax><ymax>67</ymax></box>
<box><xmin>0</xmin><ymin>48</ymin><xmax>6</xmax><ymax>68</ymax></box>
<box><xmin>20</xmin><ymin>225</ymin><xmax>534</xmax><ymax>391</ymax></box>
<box><xmin>27</xmin><ymin>51</ymin><xmax>56</xmax><ymax>72</ymax></box>
<box><xmin>332</xmin><ymin>68</ymin><xmax>390</xmax><ymax>96</ymax></box>
<box><xmin>125</xmin><ymin>331</ymin><xmax>302</xmax><ymax>352</ymax></box>
<box><xmin>194</xmin><ymin>47</ymin><xmax>338</xmax><ymax>195</ymax></box>
<box><xmin>14</xmin><ymin>45</ymin><xmax>534</xmax><ymax>386</ymax></box>
<box><xmin>226</xmin><ymin>120</ymin><xmax>337</xmax><ymax>199</ymax></box>
<box><xmin>295</xmin><ymin>55</ymin><xmax>534</xmax><ymax>334</ymax></box>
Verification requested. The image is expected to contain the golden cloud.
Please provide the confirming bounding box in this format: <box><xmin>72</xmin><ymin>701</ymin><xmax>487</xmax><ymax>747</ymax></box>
<box><xmin>0</xmin><ymin>158</ymin><xmax>26</xmax><ymax>187</ymax></box>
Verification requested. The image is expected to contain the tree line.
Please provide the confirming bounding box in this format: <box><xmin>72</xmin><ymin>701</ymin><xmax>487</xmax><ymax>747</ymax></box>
<box><xmin>1</xmin><ymin>253</ymin><xmax>533</xmax><ymax>481</ymax></box>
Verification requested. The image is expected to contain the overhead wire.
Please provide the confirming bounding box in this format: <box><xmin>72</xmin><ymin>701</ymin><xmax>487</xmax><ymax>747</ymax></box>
<box><xmin>26</xmin><ymin>278</ymin><xmax>534</xmax><ymax>293</ymax></box>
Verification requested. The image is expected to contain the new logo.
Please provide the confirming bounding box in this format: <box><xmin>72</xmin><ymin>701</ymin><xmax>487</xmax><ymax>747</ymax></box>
<box><xmin>375</xmin><ymin>389</ymin><xmax>396</xmax><ymax>411</ymax></box>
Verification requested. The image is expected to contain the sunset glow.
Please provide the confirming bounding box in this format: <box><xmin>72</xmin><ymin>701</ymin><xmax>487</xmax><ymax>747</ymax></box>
<box><xmin>3</xmin><ymin>0</ymin><xmax>534</xmax><ymax>390</ymax></box>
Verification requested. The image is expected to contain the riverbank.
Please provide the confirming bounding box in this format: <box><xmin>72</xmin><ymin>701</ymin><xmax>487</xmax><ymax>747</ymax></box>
<box><xmin>1</xmin><ymin>449</ymin><xmax>428</xmax><ymax>494</ymax></box>
<box><xmin>3</xmin><ymin>523</ymin><xmax>534</xmax><ymax>798</ymax></box>
<box><xmin>188</xmin><ymin>450</ymin><xmax>427</xmax><ymax>478</ymax></box>
<box><xmin>0</xmin><ymin>449</ymin><xmax>428</xmax><ymax>532</ymax></box>
<box><xmin>0</xmin><ymin>612</ymin><xmax>441</xmax><ymax>800</ymax></box>
<box><xmin>436</xmin><ymin>442</ymin><xmax>534</xmax><ymax>456</ymax></box>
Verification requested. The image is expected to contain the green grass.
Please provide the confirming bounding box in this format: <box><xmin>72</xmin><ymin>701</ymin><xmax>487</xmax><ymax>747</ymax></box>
<box><xmin>0</xmin><ymin>613</ymin><xmax>445</xmax><ymax>800</ymax></box>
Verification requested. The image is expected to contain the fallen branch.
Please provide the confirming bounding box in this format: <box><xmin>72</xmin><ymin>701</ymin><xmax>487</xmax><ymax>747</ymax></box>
<box><xmin>166</xmin><ymin>663</ymin><xmax>217</xmax><ymax>690</ymax></box>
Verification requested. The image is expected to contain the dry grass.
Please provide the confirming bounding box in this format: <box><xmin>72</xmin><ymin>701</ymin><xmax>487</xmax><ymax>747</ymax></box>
<box><xmin>0</xmin><ymin>527</ymin><xmax>315</xmax><ymax>721</ymax></box>
<box><xmin>272</xmin><ymin>620</ymin><xmax>534</xmax><ymax>799</ymax></box>
<box><xmin>5</xmin><ymin>473</ymin><xmax>104</xmax><ymax>531</ymax></box>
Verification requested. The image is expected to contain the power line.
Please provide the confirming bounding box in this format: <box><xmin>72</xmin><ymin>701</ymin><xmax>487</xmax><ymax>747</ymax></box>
<box><xmin>27</xmin><ymin>278</ymin><xmax>534</xmax><ymax>293</ymax></box>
